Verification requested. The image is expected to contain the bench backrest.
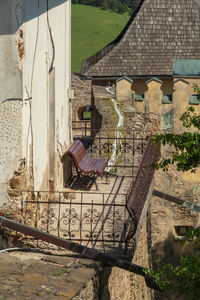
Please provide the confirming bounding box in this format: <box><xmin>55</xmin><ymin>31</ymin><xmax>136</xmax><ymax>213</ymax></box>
<box><xmin>67</xmin><ymin>140</ymin><xmax>86</xmax><ymax>166</ymax></box>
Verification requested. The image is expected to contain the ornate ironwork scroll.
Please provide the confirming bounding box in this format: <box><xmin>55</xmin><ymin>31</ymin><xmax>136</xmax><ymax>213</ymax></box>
<box><xmin>20</xmin><ymin>191</ymin><xmax>129</xmax><ymax>254</ymax></box>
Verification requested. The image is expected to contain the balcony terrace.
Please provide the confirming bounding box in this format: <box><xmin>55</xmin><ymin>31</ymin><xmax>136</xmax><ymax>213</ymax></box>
<box><xmin>15</xmin><ymin>122</ymin><xmax>159</xmax><ymax>259</ymax></box>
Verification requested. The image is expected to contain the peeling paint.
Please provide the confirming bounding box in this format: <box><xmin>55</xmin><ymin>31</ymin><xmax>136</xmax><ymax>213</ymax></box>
<box><xmin>17</xmin><ymin>29</ymin><xmax>24</xmax><ymax>62</ymax></box>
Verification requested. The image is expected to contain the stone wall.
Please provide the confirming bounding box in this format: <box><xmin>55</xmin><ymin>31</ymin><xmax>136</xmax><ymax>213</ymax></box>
<box><xmin>98</xmin><ymin>215</ymin><xmax>152</xmax><ymax>300</ymax></box>
<box><xmin>90</xmin><ymin>77</ymin><xmax>200</xmax><ymax>299</ymax></box>
<box><xmin>0</xmin><ymin>101</ymin><xmax>23</xmax><ymax>199</ymax></box>
<box><xmin>71</xmin><ymin>73</ymin><xmax>92</xmax><ymax>122</ymax></box>
<box><xmin>0</xmin><ymin>0</ymin><xmax>23</xmax><ymax>204</ymax></box>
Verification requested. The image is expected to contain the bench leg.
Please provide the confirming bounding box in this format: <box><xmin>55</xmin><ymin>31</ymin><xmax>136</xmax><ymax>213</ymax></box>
<box><xmin>92</xmin><ymin>174</ymin><xmax>99</xmax><ymax>191</ymax></box>
<box><xmin>95</xmin><ymin>181</ymin><xmax>99</xmax><ymax>191</ymax></box>
<box><xmin>105</xmin><ymin>172</ymin><xmax>110</xmax><ymax>184</ymax></box>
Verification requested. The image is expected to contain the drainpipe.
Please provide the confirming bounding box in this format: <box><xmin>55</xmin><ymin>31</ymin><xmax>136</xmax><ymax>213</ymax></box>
<box><xmin>69</xmin><ymin>98</ymin><xmax>73</xmax><ymax>142</ymax></box>
<box><xmin>106</xmin><ymin>86</ymin><xmax>115</xmax><ymax>96</ymax></box>
<box><xmin>68</xmin><ymin>88</ymin><xmax>74</xmax><ymax>143</ymax></box>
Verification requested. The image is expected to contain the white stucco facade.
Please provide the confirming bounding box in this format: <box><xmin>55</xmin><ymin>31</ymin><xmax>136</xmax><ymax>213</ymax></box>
<box><xmin>0</xmin><ymin>0</ymin><xmax>71</xmax><ymax>201</ymax></box>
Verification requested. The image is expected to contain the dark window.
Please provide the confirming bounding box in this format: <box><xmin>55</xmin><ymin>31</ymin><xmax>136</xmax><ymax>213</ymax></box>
<box><xmin>174</xmin><ymin>226</ymin><xmax>193</xmax><ymax>237</ymax></box>
<box><xmin>189</xmin><ymin>94</ymin><xmax>200</xmax><ymax>105</ymax></box>
<box><xmin>135</xmin><ymin>94</ymin><xmax>144</xmax><ymax>101</ymax></box>
<box><xmin>162</xmin><ymin>94</ymin><xmax>172</xmax><ymax>104</ymax></box>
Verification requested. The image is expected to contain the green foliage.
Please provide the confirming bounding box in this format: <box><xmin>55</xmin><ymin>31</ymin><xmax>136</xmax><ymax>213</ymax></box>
<box><xmin>145</xmin><ymin>230</ymin><xmax>200</xmax><ymax>300</ymax></box>
<box><xmin>72</xmin><ymin>4</ymin><xmax>129</xmax><ymax>71</ymax></box>
<box><xmin>72</xmin><ymin>0</ymin><xmax>142</xmax><ymax>14</ymax></box>
<box><xmin>145</xmin><ymin>255</ymin><xmax>200</xmax><ymax>299</ymax></box>
<box><xmin>183</xmin><ymin>227</ymin><xmax>200</xmax><ymax>246</ymax></box>
<box><xmin>151</xmin><ymin>106</ymin><xmax>200</xmax><ymax>172</ymax></box>
<box><xmin>54</xmin><ymin>269</ymin><xmax>71</xmax><ymax>276</ymax></box>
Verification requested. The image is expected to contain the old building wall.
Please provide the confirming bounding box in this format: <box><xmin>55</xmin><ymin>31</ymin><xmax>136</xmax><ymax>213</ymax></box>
<box><xmin>71</xmin><ymin>73</ymin><xmax>92</xmax><ymax>122</ymax></box>
<box><xmin>98</xmin><ymin>218</ymin><xmax>152</xmax><ymax>300</ymax></box>
<box><xmin>22</xmin><ymin>0</ymin><xmax>71</xmax><ymax>191</ymax></box>
<box><xmin>0</xmin><ymin>0</ymin><xmax>23</xmax><ymax>205</ymax></box>
<box><xmin>99</xmin><ymin>184</ymin><xmax>154</xmax><ymax>300</ymax></box>
<box><xmin>49</xmin><ymin>0</ymin><xmax>71</xmax><ymax>190</ymax></box>
<box><xmin>131</xmin><ymin>79</ymin><xmax>147</xmax><ymax>113</ymax></box>
<box><xmin>22</xmin><ymin>1</ymin><xmax>49</xmax><ymax>191</ymax></box>
<box><xmin>90</xmin><ymin>76</ymin><xmax>200</xmax><ymax>299</ymax></box>
<box><xmin>144</xmin><ymin>78</ymin><xmax>200</xmax><ymax>299</ymax></box>
<box><xmin>145</xmin><ymin>79</ymin><xmax>163</xmax><ymax>116</ymax></box>
<box><xmin>0</xmin><ymin>0</ymin><xmax>71</xmax><ymax>201</ymax></box>
<box><xmin>116</xmin><ymin>77</ymin><xmax>133</xmax><ymax>101</ymax></box>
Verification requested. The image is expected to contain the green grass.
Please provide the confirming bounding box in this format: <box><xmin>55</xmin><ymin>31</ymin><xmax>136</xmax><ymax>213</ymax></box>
<box><xmin>72</xmin><ymin>4</ymin><xmax>130</xmax><ymax>72</ymax></box>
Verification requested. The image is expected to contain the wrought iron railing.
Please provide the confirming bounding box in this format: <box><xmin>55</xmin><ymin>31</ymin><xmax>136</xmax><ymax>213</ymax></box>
<box><xmin>6</xmin><ymin>132</ymin><xmax>160</xmax><ymax>258</ymax></box>
<box><xmin>72</xmin><ymin>120</ymin><xmax>92</xmax><ymax>137</ymax></box>
<box><xmin>72</xmin><ymin>130</ymin><xmax>149</xmax><ymax>177</ymax></box>
<box><xmin>126</xmin><ymin>136</ymin><xmax>160</xmax><ymax>238</ymax></box>
<box><xmin>19</xmin><ymin>190</ymin><xmax>133</xmax><ymax>255</ymax></box>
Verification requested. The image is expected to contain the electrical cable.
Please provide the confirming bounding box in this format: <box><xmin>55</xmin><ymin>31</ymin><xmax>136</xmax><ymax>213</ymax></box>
<box><xmin>24</xmin><ymin>0</ymin><xmax>40</xmax><ymax>187</ymax></box>
<box><xmin>47</xmin><ymin>0</ymin><xmax>55</xmax><ymax>73</ymax></box>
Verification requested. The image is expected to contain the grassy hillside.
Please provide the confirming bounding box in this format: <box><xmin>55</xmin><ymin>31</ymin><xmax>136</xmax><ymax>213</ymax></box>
<box><xmin>72</xmin><ymin>4</ymin><xmax>130</xmax><ymax>72</ymax></box>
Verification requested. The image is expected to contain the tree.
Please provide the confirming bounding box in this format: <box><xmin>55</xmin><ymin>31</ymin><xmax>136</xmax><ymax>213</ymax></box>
<box><xmin>148</xmin><ymin>85</ymin><xmax>200</xmax><ymax>299</ymax></box>
<box><xmin>101</xmin><ymin>0</ymin><xmax>109</xmax><ymax>10</ymax></box>
<box><xmin>151</xmin><ymin>105</ymin><xmax>200</xmax><ymax>173</ymax></box>
<box><xmin>145</xmin><ymin>229</ymin><xmax>200</xmax><ymax>300</ymax></box>
<box><xmin>72</xmin><ymin>0</ymin><xmax>142</xmax><ymax>15</ymax></box>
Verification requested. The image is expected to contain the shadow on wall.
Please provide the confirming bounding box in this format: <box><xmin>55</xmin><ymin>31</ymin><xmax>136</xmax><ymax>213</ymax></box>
<box><xmin>91</xmin><ymin>92</ymin><xmax>102</xmax><ymax>132</ymax></box>
<box><xmin>0</xmin><ymin>0</ymin><xmax>67</xmax><ymax>35</ymax></box>
<box><xmin>77</xmin><ymin>106</ymin><xmax>91</xmax><ymax>120</ymax></box>
<box><xmin>132</xmin><ymin>79</ymin><xmax>148</xmax><ymax>95</ymax></box>
<box><xmin>61</xmin><ymin>152</ymin><xmax>72</xmax><ymax>187</ymax></box>
<box><xmin>151</xmin><ymin>231</ymin><xmax>199</xmax><ymax>300</ymax></box>
<box><xmin>151</xmin><ymin>231</ymin><xmax>200</xmax><ymax>266</ymax></box>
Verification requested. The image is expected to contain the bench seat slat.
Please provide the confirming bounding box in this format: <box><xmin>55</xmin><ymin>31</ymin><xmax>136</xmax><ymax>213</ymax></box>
<box><xmin>74</xmin><ymin>147</ymin><xmax>86</xmax><ymax>164</ymax></box>
<box><xmin>95</xmin><ymin>159</ymin><xmax>108</xmax><ymax>175</ymax></box>
<box><xmin>68</xmin><ymin>142</ymin><xmax>85</xmax><ymax>164</ymax></box>
<box><xmin>67</xmin><ymin>139</ymin><xmax>80</xmax><ymax>153</ymax></box>
<box><xmin>79</xmin><ymin>156</ymin><xmax>92</xmax><ymax>173</ymax></box>
<box><xmin>71</xmin><ymin>143</ymin><xmax>85</xmax><ymax>162</ymax></box>
<box><xmin>84</xmin><ymin>158</ymin><xmax>97</xmax><ymax>173</ymax></box>
<box><xmin>78</xmin><ymin>154</ymin><xmax>88</xmax><ymax>169</ymax></box>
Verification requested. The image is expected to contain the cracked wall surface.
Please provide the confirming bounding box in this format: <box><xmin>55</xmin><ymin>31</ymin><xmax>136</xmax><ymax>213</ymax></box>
<box><xmin>0</xmin><ymin>0</ymin><xmax>71</xmax><ymax>202</ymax></box>
<box><xmin>0</xmin><ymin>0</ymin><xmax>23</xmax><ymax>202</ymax></box>
<box><xmin>0</xmin><ymin>101</ymin><xmax>22</xmax><ymax>189</ymax></box>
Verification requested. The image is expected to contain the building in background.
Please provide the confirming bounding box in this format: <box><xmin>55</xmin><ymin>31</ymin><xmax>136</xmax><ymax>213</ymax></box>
<box><xmin>0</xmin><ymin>0</ymin><xmax>71</xmax><ymax>205</ymax></box>
<box><xmin>80</xmin><ymin>0</ymin><xmax>200</xmax><ymax>269</ymax></box>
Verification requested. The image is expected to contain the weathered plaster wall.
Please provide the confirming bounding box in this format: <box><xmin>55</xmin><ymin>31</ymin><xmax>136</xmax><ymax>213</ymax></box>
<box><xmin>0</xmin><ymin>0</ymin><xmax>23</xmax><ymax>204</ymax></box>
<box><xmin>0</xmin><ymin>0</ymin><xmax>71</xmax><ymax>200</ymax></box>
<box><xmin>116</xmin><ymin>78</ymin><xmax>132</xmax><ymax>101</ymax></box>
<box><xmin>22</xmin><ymin>0</ymin><xmax>71</xmax><ymax>190</ymax></box>
<box><xmin>49</xmin><ymin>0</ymin><xmax>71</xmax><ymax>189</ymax></box>
<box><xmin>145</xmin><ymin>79</ymin><xmax>163</xmax><ymax>116</ymax></box>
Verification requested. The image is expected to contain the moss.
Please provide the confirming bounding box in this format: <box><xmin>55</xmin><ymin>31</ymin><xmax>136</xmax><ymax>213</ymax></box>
<box><xmin>54</xmin><ymin>269</ymin><xmax>71</xmax><ymax>276</ymax></box>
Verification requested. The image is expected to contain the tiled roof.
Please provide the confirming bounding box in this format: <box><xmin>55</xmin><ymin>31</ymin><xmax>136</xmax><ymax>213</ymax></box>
<box><xmin>81</xmin><ymin>0</ymin><xmax>200</xmax><ymax>77</ymax></box>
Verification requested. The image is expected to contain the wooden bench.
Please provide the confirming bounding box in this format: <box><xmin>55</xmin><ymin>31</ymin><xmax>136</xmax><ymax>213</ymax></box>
<box><xmin>67</xmin><ymin>140</ymin><xmax>108</xmax><ymax>189</ymax></box>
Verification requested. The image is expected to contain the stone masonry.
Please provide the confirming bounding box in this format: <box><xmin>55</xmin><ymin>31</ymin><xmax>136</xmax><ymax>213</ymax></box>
<box><xmin>71</xmin><ymin>73</ymin><xmax>92</xmax><ymax>122</ymax></box>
